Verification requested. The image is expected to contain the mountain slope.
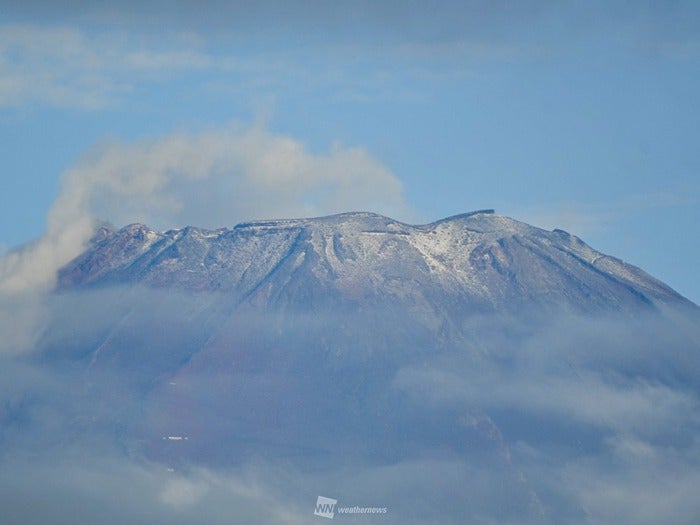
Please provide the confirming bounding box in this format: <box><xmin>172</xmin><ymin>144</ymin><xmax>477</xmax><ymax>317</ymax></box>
<box><xmin>58</xmin><ymin>210</ymin><xmax>692</xmax><ymax>314</ymax></box>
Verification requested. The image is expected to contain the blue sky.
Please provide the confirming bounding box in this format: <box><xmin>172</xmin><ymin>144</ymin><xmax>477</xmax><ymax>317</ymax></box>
<box><xmin>1</xmin><ymin>1</ymin><xmax>699</xmax><ymax>302</ymax></box>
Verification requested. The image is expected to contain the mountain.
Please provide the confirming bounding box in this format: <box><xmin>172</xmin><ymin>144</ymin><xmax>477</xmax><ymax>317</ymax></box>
<box><xmin>4</xmin><ymin>211</ymin><xmax>699</xmax><ymax>525</ymax></box>
<box><xmin>58</xmin><ymin>210</ymin><xmax>691</xmax><ymax>313</ymax></box>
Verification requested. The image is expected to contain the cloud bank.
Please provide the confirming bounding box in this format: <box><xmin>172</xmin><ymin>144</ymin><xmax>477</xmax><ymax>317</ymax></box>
<box><xmin>1</xmin><ymin>292</ymin><xmax>699</xmax><ymax>524</ymax></box>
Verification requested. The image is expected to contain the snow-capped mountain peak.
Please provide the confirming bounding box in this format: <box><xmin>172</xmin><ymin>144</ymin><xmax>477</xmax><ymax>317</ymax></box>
<box><xmin>58</xmin><ymin>210</ymin><xmax>692</xmax><ymax>314</ymax></box>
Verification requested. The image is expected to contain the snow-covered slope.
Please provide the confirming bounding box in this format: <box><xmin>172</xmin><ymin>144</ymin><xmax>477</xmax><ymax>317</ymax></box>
<box><xmin>58</xmin><ymin>210</ymin><xmax>692</xmax><ymax>313</ymax></box>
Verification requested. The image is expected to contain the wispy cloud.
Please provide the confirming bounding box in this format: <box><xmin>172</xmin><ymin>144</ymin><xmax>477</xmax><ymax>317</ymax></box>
<box><xmin>0</xmin><ymin>25</ymin><xmax>248</xmax><ymax>109</ymax></box>
<box><xmin>392</xmin><ymin>309</ymin><xmax>700</xmax><ymax>523</ymax></box>
<box><xmin>512</xmin><ymin>186</ymin><xmax>700</xmax><ymax>239</ymax></box>
<box><xmin>3</xmin><ymin>2</ymin><xmax>700</xmax><ymax>110</ymax></box>
<box><xmin>396</xmin><ymin>365</ymin><xmax>698</xmax><ymax>433</ymax></box>
<box><xmin>514</xmin><ymin>205</ymin><xmax>612</xmax><ymax>237</ymax></box>
<box><xmin>0</xmin><ymin>22</ymin><xmax>529</xmax><ymax>111</ymax></box>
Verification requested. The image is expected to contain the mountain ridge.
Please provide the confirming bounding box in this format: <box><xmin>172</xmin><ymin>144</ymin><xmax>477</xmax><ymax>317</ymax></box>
<box><xmin>57</xmin><ymin>210</ymin><xmax>693</xmax><ymax>315</ymax></box>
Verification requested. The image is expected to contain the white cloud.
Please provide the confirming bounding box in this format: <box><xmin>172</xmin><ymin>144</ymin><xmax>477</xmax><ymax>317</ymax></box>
<box><xmin>0</xmin><ymin>293</ymin><xmax>49</xmax><ymax>355</ymax></box>
<box><xmin>512</xmin><ymin>205</ymin><xmax>610</xmax><ymax>238</ymax></box>
<box><xmin>159</xmin><ymin>476</ymin><xmax>208</xmax><ymax>508</ymax></box>
<box><xmin>557</xmin><ymin>434</ymin><xmax>700</xmax><ymax>525</ymax></box>
<box><xmin>391</xmin><ymin>310</ymin><xmax>700</xmax><ymax>524</ymax></box>
<box><xmin>393</xmin><ymin>311</ymin><xmax>700</xmax><ymax>438</ymax></box>
<box><xmin>395</xmin><ymin>365</ymin><xmax>698</xmax><ymax>434</ymax></box>
<box><xmin>0</xmin><ymin>457</ymin><xmax>310</xmax><ymax>525</ymax></box>
<box><xmin>0</xmin><ymin>122</ymin><xmax>408</xmax><ymax>293</ymax></box>
<box><xmin>512</xmin><ymin>188</ymin><xmax>700</xmax><ymax>240</ymax></box>
<box><xmin>0</xmin><ymin>25</ymin><xmax>226</xmax><ymax>109</ymax></box>
<box><xmin>64</xmin><ymin>122</ymin><xmax>408</xmax><ymax>228</ymax></box>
